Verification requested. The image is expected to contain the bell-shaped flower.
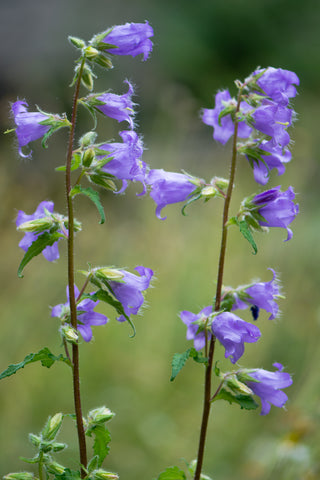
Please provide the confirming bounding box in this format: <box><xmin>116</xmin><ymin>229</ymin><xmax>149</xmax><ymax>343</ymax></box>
<box><xmin>202</xmin><ymin>89</ymin><xmax>252</xmax><ymax>145</ymax></box>
<box><xmin>253</xmin><ymin>67</ymin><xmax>299</xmax><ymax>106</ymax></box>
<box><xmin>180</xmin><ymin>306</ymin><xmax>213</xmax><ymax>351</ymax></box>
<box><xmin>108</xmin><ymin>266</ymin><xmax>153</xmax><ymax>322</ymax></box>
<box><xmin>16</xmin><ymin>201</ymin><xmax>67</xmax><ymax>262</ymax></box>
<box><xmin>100</xmin><ymin>22</ymin><xmax>154</xmax><ymax>61</ymax></box>
<box><xmin>252</xmin><ymin>186</ymin><xmax>299</xmax><ymax>241</ymax></box>
<box><xmin>231</xmin><ymin>269</ymin><xmax>280</xmax><ymax>320</ymax></box>
<box><xmin>146</xmin><ymin>169</ymin><xmax>201</xmax><ymax>219</ymax></box>
<box><xmin>51</xmin><ymin>285</ymin><xmax>108</xmax><ymax>342</ymax></box>
<box><xmin>98</xmin><ymin>130</ymin><xmax>146</xmax><ymax>193</ymax></box>
<box><xmin>238</xmin><ymin>363</ymin><xmax>293</xmax><ymax>415</ymax></box>
<box><xmin>11</xmin><ymin>101</ymin><xmax>70</xmax><ymax>158</ymax></box>
<box><xmin>211</xmin><ymin>312</ymin><xmax>261</xmax><ymax>364</ymax></box>
<box><xmin>249</xmin><ymin>140</ymin><xmax>291</xmax><ymax>185</ymax></box>
<box><xmin>252</xmin><ymin>101</ymin><xmax>292</xmax><ymax>147</ymax></box>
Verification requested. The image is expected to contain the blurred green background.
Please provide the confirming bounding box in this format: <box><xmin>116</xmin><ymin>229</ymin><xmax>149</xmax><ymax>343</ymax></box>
<box><xmin>1</xmin><ymin>0</ymin><xmax>320</xmax><ymax>478</ymax></box>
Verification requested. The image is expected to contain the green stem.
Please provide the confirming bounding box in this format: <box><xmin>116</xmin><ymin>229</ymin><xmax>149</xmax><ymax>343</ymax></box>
<box><xmin>38</xmin><ymin>452</ymin><xmax>44</xmax><ymax>480</ymax></box>
<box><xmin>66</xmin><ymin>56</ymin><xmax>88</xmax><ymax>477</ymax></box>
<box><xmin>193</xmin><ymin>89</ymin><xmax>243</xmax><ymax>480</ymax></box>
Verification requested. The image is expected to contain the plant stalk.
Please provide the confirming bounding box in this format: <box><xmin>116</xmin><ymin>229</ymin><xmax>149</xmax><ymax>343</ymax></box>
<box><xmin>193</xmin><ymin>90</ymin><xmax>243</xmax><ymax>480</ymax></box>
<box><xmin>66</xmin><ymin>57</ymin><xmax>87</xmax><ymax>476</ymax></box>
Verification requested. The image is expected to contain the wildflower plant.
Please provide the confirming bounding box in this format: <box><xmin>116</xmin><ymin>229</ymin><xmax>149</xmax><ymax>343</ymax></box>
<box><xmin>2</xmin><ymin>18</ymin><xmax>299</xmax><ymax>480</ymax></box>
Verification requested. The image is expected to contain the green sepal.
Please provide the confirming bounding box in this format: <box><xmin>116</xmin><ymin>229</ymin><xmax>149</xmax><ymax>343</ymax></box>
<box><xmin>3</xmin><ymin>473</ymin><xmax>35</xmax><ymax>480</ymax></box>
<box><xmin>170</xmin><ymin>348</ymin><xmax>208</xmax><ymax>382</ymax></box>
<box><xmin>86</xmin><ymin>425</ymin><xmax>111</xmax><ymax>468</ymax></box>
<box><xmin>88</xmin><ymin>174</ymin><xmax>117</xmax><ymax>192</ymax></box>
<box><xmin>55</xmin><ymin>152</ymin><xmax>82</xmax><ymax>172</ymax></box>
<box><xmin>70</xmin><ymin>185</ymin><xmax>105</xmax><ymax>224</ymax></box>
<box><xmin>40</xmin><ymin>117</ymin><xmax>71</xmax><ymax>150</ymax></box>
<box><xmin>156</xmin><ymin>466</ymin><xmax>186</xmax><ymax>480</ymax></box>
<box><xmin>214</xmin><ymin>361</ymin><xmax>221</xmax><ymax>377</ymax></box>
<box><xmin>53</xmin><ymin>468</ymin><xmax>81</xmax><ymax>480</ymax></box>
<box><xmin>87</xmin><ymin>456</ymin><xmax>99</xmax><ymax>473</ymax></box>
<box><xmin>218</xmin><ymin>104</ymin><xmax>236</xmax><ymax>126</ymax></box>
<box><xmin>212</xmin><ymin>387</ymin><xmax>259</xmax><ymax>410</ymax></box>
<box><xmin>0</xmin><ymin>347</ymin><xmax>71</xmax><ymax>381</ymax></box>
<box><xmin>233</xmin><ymin>217</ymin><xmax>257</xmax><ymax>255</ymax></box>
<box><xmin>78</xmin><ymin>99</ymin><xmax>98</xmax><ymax>129</ymax></box>
<box><xmin>181</xmin><ymin>193</ymin><xmax>201</xmax><ymax>216</ymax></box>
<box><xmin>17</xmin><ymin>231</ymin><xmax>63</xmax><ymax>277</ymax></box>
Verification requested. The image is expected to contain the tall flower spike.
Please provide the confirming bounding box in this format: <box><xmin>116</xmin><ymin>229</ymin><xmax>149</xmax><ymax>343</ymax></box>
<box><xmin>99</xmin><ymin>22</ymin><xmax>154</xmax><ymax>61</ymax></box>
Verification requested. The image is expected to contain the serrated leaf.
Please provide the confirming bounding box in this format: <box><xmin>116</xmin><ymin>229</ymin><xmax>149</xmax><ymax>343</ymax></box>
<box><xmin>212</xmin><ymin>387</ymin><xmax>259</xmax><ymax>410</ymax></box>
<box><xmin>70</xmin><ymin>185</ymin><xmax>105</xmax><ymax>224</ymax></box>
<box><xmin>54</xmin><ymin>468</ymin><xmax>81</xmax><ymax>480</ymax></box>
<box><xmin>0</xmin><ymin>347</ymin><xmax>70</xmax><ymax>380</ymax></box>
<box><xmin>86</xmin><ymin>425</ymin><xmax>111</xmax><ymax>467</ymax></box>
<box><xmin>17</xmin><ymin>232</ymin><xmax>62</xmax><ymax>278</ymax></box>
<box><xmin>157</xmin><ymin>466</ymin><xmax>186</xmax><ymax>480</ymax></box>
<box><xmin>236</xmin><ymin>218</ymin><xmax>257</xmax><ymax>255</ymax></box>
<box><xmin>170</xmin><ymin>348</ymin><xmax>207</xmax><ymax>382</ymax></box>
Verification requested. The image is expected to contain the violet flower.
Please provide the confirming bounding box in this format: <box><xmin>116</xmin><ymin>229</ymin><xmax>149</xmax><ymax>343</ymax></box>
<box><xmin>249</xmin><ymin>140</ymin><xmax>291</xmax><ymax>185</ymax></box>
<box><xmin>254</xmin><ymin>67</ymin><xmax>299</xmax><ymax>106</ymax></box>
<box><xmin>51</xmin><ymin>285</ymin><xmax>108</xmax><ymax>342</ymax></box>
<box><xmin>16</xmin><ymin>201</ymin><xmax>63</xmax><ymax>262</ymax></box>
<box><xmin>12</xmin><ymin>101</ymin><xmax>51</xmax><ymax>158</ymax></box>
<box><xmin>101</xmin><ymin>22</ymin><xmax>154</xmax><ymax>61</ymax></box>
<box><xmin>252</xmin><ymin>101</ymin><xmax>292</xmax><ymax>147</ymax></box>
<box><xmin>180</xmin><ymin>306</ymin><xmax>213</xmax><ymax>351</ymax></box>
<box><xmin>202</xmin><ymin>89</ymin><xmax>252</xmax><ymax>145</ymax></box>
<box><xmin>232</xmin><ymin>269</ymin><xmax>280</xmax><ymax>320</ymax></box>
<box><xmin>146</xmin><ymin>169</ymin><xmax>200</xmax><ymax>219</ymax></box>
<box><xmin>211</xmin><ymin>312</ymin><xmax>261</xmax><ymax>364</ymax></box>
<box><xmin>95</xmin><ymin>81</ymin><xmax>135</xmax><ymax>127</ymax></box>
<box><xmin>252</xmin><ymin>186</ymin><xmax>299</xmax><ymax>241</ymax></box>
<box><xmin>99</xmin><ymin>130</ymin><xmax>146</xmax><ymax>193</ymax></box>
<box><xmin>241</xmin><ymin>363</ymin><xmax>293</xmax><ymax>415</ymax></box>
<box><xmin>108</xmin><ymin>266</ymin><xmax>153</xmax><ymax>322</ymax></box>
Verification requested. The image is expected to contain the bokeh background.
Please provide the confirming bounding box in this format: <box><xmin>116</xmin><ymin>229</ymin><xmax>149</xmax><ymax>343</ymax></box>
<box><xmin>1</xmin><ymin>0</ymin><xmax>320</xmax><ymax>479</ymax></box>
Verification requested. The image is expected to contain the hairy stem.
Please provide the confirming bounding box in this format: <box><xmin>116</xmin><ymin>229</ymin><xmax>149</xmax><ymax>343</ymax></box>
<box><xmin>194</xmin><ymin>90</ymin><xmax>243</xmax><ymax>480</ymax></box>
<box><xmin>66</xmin><ymin>57</ymin><xmax>87</xmax><ymax>476</ymax></box>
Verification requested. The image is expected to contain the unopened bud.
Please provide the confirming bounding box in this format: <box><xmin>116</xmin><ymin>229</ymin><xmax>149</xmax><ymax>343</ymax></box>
<box><xmin>60</xmin><ymin>325</ymin><xmax>79</xmax><ymax>344</ymax></box>
<box><xmin>214</xmin><ymin>177</ymin><xmax>229</xmax><ymax>190</ymax></box>
<box><xmin>82</xmin><ymin>148</ymin><xmax>95</xmax><ymax>167</ymax></box>
<box><xmin>28</xmin><ymin>433</ymin><xmax>41</xmax><ymax>447</ymax></box>
<box><xmin>81</xmin><ymin>66</ymin><xmax>94</xmax><ymax>91</ymax></box>
<box><xmin>45</xmin><ymin>461</ymin><xmax>65</xmax><ymax>475</ymax></box>
<box><xmin>201</xmin><ymin>185</ymin><xmax>217</xmax><ymax>198</ymax></box>
<box><xmin>93</xmin><ymin>55</ymin><xmax>113</xmax><ymax>70</ymax></box>
<box><xmin>68</xmin><ymin>36</ymin><xmax>86</xmax><ymax>49</ymax></box>
<box><xmin>85</xmin><ymin>46</ymin><xmax>99</xmax><ymax>60</ymax></box>
<box><xmin>225</xmin><ymin>374</ymin><xmax>253</xmax><ymax>395</ymax></box>
<box><xmin>91</xmin><ymin>470</ymin><xmax>119</xmax><ymax>480</ymax></box>
<box><xmin>52</xmin><ymin>441</ymin><xmax>66</xmax><ymax>452</ymax></box>
<box><xmin>42</xmin><ymin>413</ymin><xmax>63</xmax><ymax>441</ymax></box>
<box><xmin>95</xmin><ymin>268</ymin><xmax>124</xmax><ymax>281</ymax></box>
<box><xmin>80</xmin><ymin>131</ymin><xmax>98</xmax><ymax>148</ymax></box>
<box><xmin>4</xmin><ymin>473</ymin><xmax>35</xmax><ymax>480</ymax></box>
<box><xmin>88</xmin><ymin>406</ymin><xmax>115</xmax><ymax>425</ymax></box>
<box><xmin>17</xmin><ymin>218</ymin><xmax>53</xmax><ymax>233</ymax></box>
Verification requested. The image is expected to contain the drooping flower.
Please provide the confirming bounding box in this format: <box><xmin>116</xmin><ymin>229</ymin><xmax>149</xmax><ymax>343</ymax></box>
<box><xmin>98</xmin><ymin>130</ymin><xmax>146</xmax><ymax>193</ymax></box>
<box><xmin>146</xmin><ymin>169</ymin><xmax>201</xmax><ymax>219</ymax></box>
<box><xmin>108</xmin><ymin>266</ymin><xmax>153</xmax><ymax>322</ymax></box>
<box><xmin>51</xmin><ymin>285</ymin><xmax>108</xmax><ymax>342</ymax></box>
<box><xmin>252</xmin><ymin>186</ymin><xmax>299</xmax><ymax>241</ymax></box>
<box><xmin>253</xmin><ymin>67</ymin><xmax>299</xmax><ymax>106</ymax></box>
<box><xmin>180</xmin><ymin>306</ymin><xmax>213</xmax><ymax>351</ymax></box>
<box><xmin>239</xmin><ymin>363</ymin><xmax>293</xmax><ymax>415</ymax></box>
<box><xmin>248</xmin><ymin>140</ymin><xmax>291</xmax><ymax>185</ymax></box>
<box><xmin>100</xmin><ymin>22</ymin><xmax>154</xmax><ymax>61</ymax></box>
<box><xmin>202</xmin><ymin>90</ymin><xmax>252</xmax><ymax>145</ymax></box>
<box><xmin>232</xmin><ymin>269</ymin><xmax>280</xmax><ymax>320</ymax></box>
<box><xmin>211</xmin><ymin>312</ymin><xmax>261</xmax><ymax>364</ymax></box>
<box><xmin>252</xmin><ymin>101</ymin><xmax>292</xmax><ymax>147</ymax></box>
<box><xmin>16</xmin><ymin>201</ymin><xmax>65</xmax><ymax>262</ymax></box>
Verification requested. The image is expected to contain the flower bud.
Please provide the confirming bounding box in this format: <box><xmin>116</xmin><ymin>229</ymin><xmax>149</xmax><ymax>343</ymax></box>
<box><xmin>60</xmin><ymin>325</ymin><xmax>79</xmax><ymax>344</ymax></box>
<box><xmin>4</xmin><ymin>473</ymin><xmax>35</xmax><ymax>480</ymax></box>
<box><xmin>93</xmin><ymin>55</ymin><xmax>113</xmax><ymax>70</ymax></box>
<box><xmin>17</xmin><ymin>218</ymin><xmax>53</xmax><ymax>233</ymax></box>
<box><xmin>68</xmin><ymin>36</ymin><xmax>86</xmax><ymax>49</ymax></box>
<box><xmin>224</xmin><ymin>374</ymin><xmax>253</xmax><ymax>395</ymax></box>
<box><xmin>214</xmin><ymin>177</ymin><xmax>229</xmax><ymax>190</ymax></box>
<box><xmin>85</xmin><ymin>46</ymin><xmax>100</xmax><ymax>60</ymax></box>
<box><xmin>91</xmin><ymin>470</ymin><xmax>119</xmax><ymax>480</ymax></box>
<box><xmin>45</xmin><ymin>461</ymin><xmax>65</xmax><ymax>475</ymax></box>
<box><xmin>28</xmin><ymin>433</ymin><xmax>41</xmax><ymax>447</ymax></box>
<box><xmin>82</xmin><ymin>148</ymin><xmax>95</xmax><ymax>167</ymax></box>
<box><xmin>79</xmin><ymin>131</ymin><xmax>98</xmax><ymax>148</ymax></box>
<box><xmin>94</xmin><ymin>267</ymin><xmax>124</xmax><ymax>281</ymax></box>
<box><xmin>42</xmin><ymin>413</ymin><xmax>63</xmax><ymax>441</ymax></box>
<box><xmin>201</xmin><ymin>185</ymin><xmax>217</xmax><ymax>198</ymax></box>
<box><xmin>88</xmin><ymin>406</ymin><xmax>115</xmax><ymax>425</ymax></box>
<box><xmin>81</xmin><ymin>65</ymin><xmax>95</xmax><ymax>91</ymax></box>
<box><xmin>52</xmin><ymin>441</ymin><xmax>66</xmax><ymax>452</ymax></box>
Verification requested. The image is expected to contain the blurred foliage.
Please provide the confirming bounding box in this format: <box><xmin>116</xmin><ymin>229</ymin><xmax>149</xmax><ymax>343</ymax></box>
<box><xmin>1</xmin><ymin>0</ymin><xmax>320</xmax><ymax>479</ymax></box>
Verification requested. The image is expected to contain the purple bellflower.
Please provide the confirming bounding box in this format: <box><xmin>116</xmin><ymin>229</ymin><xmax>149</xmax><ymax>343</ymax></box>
<box><xmin>202</xmin><ymin>90</ymin><xmax>252</xmax><ymax>145</ymax></box>
<box><xmin>254</xmin><ymin>67</ymin><xmax>299</xmax><ymax>106</ymax></box>
<box><xmin>249</xmin><ymin>140</ymin><xmax>291</xmax><ymax>185</ymax></box>
<box><xmin>16</xmin><ymin>201</ymin><xmax>65</xmax><ymax>262</ymax></box>
<box><xmin>252</xmin><ymin>186</ymin><xmax>299</xmax><ymax>241</ymax></box>
<box><xmin>99</xmin><ymin>130</ymin><xmax>146</xmax><ymax>193</ymax></box>
<box><xmin>51</xmin><ymin>285</ymin><xmax>108</xmax><ymax>342</ymax></box>
<box><xmin>101</xmin><ymin>22</ymin><xmax>154</xmax><ymax>61</ymax></box>
<box><xmin>108</xmin><ymin>266</ymin><xmax>153</xmax><ymax>322</ymax></box>
<box><xmin>252</xmin><ymin>101</ymin><xmax>292</xmax><ymax>147</ymax></box>
<box><xmin>232</xmin><ymin>269</ymin><xmax>280</xmax><ymax>320</ymax></box>
<box><xmin>146</xmin><ymin>169</ymin><xmax>200</xmax><ymax>219</ymax></box>
<box><xmin>211</xmin><ymin>312</ymin><xmax>261</xmax><ymax>364</ymax></box>
<box><xmin>241</xmin><ymin>363</ymin><xmax>293</xmax><ymax>415</ymax></box>
<box><xmin>180</xmin><ymin>306</ymin><xmax>213</xmax><ymax>351</ymax></box>
<box><xmin>94</xmin><ymin>81</ymin><xmax>135</xmax><ymax>127</ymax></box>
<box><xmin>12</xmin><ymin>101</ymin><xmax>51</xmax><ymax>158</ymax></box>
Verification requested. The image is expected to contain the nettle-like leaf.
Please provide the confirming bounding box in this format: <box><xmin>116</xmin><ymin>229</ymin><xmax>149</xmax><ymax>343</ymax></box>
<box><xmin>86</xmin><ymin>425</ymin><xmax>111</xmax><ymax>467</ymax></box>
<box><xmin>18</xmin><ymin>232</ymin><xmax>63</xmax><ymax>277</ymax></box>
<box><xmin>212</xmin><ymin>387</ymin><xmax>258</xmax><ymax>411</ymax></box>
<box><xmin>0</xmin><ymin>347</ymin><xmax>71</xmax><ymax>380</ymax></box>
<box><xmin>70</xmin><ymin>185</ymin><xmax>105</xmax><ymax>224</ymax></box>
<box><xmin>232</xmin><ymin>217</ymin><xmax>257</xmax><ymax>255</ymax></box>
<box><xmin>156</xmin><ymin>466</ymin><xmax>186</xmax><ymax>480</ymax></box>
<box><xmin>170</xmin><ymin>348</ymin><xmax>208</xmax><ymax>382</ymax></box>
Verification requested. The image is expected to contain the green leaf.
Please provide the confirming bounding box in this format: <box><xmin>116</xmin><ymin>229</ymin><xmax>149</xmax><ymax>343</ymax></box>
<box><xmin>70</xmin><ymin>185</ymin><xmax>105</xmax><ymax>224</ymax></box>
<box><xmin>86</xmin><ymin>425</ymin><xmax>111</xmax><ymax>467</ymax></box>
<box><xmin>0</xmin><ymin>347</ymin><xmax>70</xmax><ymax>380</ymax></box>
<box><xmin>212</xmin><ymin>387</ymin><xmax>259</xmax><ymax>410</ymax></box>
<box><xmin>235</xmin><ymin>218</ymin><xmax>257</xmax><ymax>255</ymax></box>
<box><xmin>157</xmin><ymin>466</ymin><xmax>186</xmax><ymax>480</ymax></box>
<box><xmin>17</xmin><ymin>231</ymin><xmax>63</xmax><ymax>278</ymax></box>
<box><xmin>54</xmin><ymin>468</ymin><xmax>81</xmax><ymax>480</ymax></box>
<box><xmin>170</xmin><ymin>348</ymin><xmax>207</xmax><ymax>382</ymax></box>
